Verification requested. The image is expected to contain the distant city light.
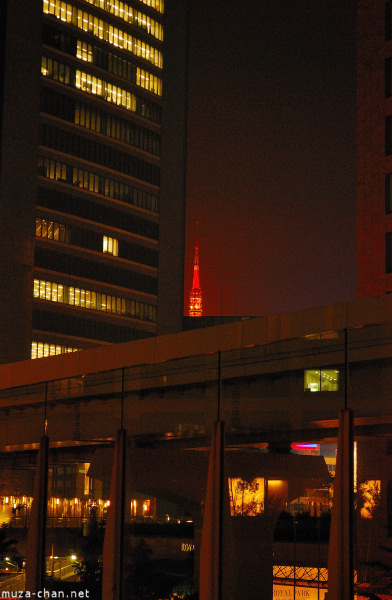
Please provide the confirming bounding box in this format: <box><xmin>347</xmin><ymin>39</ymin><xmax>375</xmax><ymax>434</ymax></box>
<box><xmin>291</xmin><ymin>443</ymin><xmax>318</xmax><ymax>450</ymax></box>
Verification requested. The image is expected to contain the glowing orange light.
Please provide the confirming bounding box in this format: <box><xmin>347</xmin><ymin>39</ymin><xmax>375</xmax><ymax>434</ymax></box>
<box><xmin>143</xmin><ymin>500</ymin><xmax>151</xmax><ymax>515</ymax></box>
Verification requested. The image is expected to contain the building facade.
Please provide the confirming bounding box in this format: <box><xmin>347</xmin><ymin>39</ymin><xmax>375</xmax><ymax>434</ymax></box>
<box><xmin>357</xmin><ymin>0</ymin><xmax>392</xmax><ymax>297</ymax></box>
<box><xmin>0</xmin><ymin>0</ymin><xmax>187</xmax><ymax>363</ymax></box>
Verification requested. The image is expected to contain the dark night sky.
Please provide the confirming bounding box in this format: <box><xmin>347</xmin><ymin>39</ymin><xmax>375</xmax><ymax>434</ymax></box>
<box><xmin>184</xmin><ymin>0</ymin><xmax>357</xmax><ymax>317</ymax></box>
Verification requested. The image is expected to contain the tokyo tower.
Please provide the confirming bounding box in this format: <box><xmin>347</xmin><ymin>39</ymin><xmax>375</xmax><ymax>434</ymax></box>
<box><xmin>189</xmin><ymin>238</ymin><xmax>202</xmax><ymax>317</ymax></box>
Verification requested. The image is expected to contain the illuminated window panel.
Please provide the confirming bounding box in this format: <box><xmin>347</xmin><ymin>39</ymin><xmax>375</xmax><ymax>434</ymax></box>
<box><xmin>83</xmin><ymin>0</ymin><xmax>164</xmax><ymax>37</ymax></box>
<box><xmin>136</xmin><ymin>67</ymin><xmax>162</xmax><ymax>95</ymax></box>
<box><xmin>143</xmin><ymin>499</ymin><xmax>151</xmax><ymax>516</ymax></box>
<box><xmin>38</xmin><ymin>156</ymin><xmax>159</xmax><ymax>213</ymax></box>
<box><xmin>33</xmin><ymin>278</ymin><xmax>156</xmax><ymax>323</ymax></box>
<box><xmin>76</xmin><ymin>40</ymin><xmax>93</xmax><ymax>62</ymax></box>
<box><xmin>103</xmin><ymin>236</ymin><xmax>118</xmax><ymax>256</ymax></box>
<box><xmin>359</xmin><ymin>480</ymin><xmax>380</xmax><ymax>519</ymax></box>
<box><xmin>130</xmin><ymin>499</ymin><xmax>137</xmax><ymax>517</ymax></box>
<box><xmin>107</xmin><ymin>0</ymin><xmax>164</xmax><ymax>16</ymax></box>
<box><xmin>228</xmin><ymin>478</ymin><xmax>290</xmax><ymax>516</ymax></box>
<box><xmin>41</xmin><ymin>56</ymin><xmax>161</xmax><ymax>122</ymax></box>
<box><xmin>304</xmin><ymin>369</ymin><xmax>339</xmax><ymax>392</ymax></box>
<box><xmin>43</xmin><ymin>0</ymin><xmax>163</xmax><ymax>59</ymax></box>
<box><xmin>31</xmin><ymin>341</ymin><xmax>79</xmax><ymax>360</ymax></box>
<box><xmin>36</xmin><ymin>218</ymin><xmax>68</xmax><ymax>242</ymax></box>
<box><xmin>228</xmin><ymin>478</ymin><xmax>264</xmax><ymax>516</ymax></box>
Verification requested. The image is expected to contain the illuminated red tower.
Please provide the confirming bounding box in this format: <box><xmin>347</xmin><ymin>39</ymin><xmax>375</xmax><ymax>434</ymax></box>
<box><xmin>189</xmin><ymin>239</ymin><xmax>203</xmax><ymax>317</ymax></box>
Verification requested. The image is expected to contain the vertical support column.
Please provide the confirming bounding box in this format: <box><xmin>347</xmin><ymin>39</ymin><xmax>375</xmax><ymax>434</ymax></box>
<box><xmin>25</xmin><ymin>435</ymin><xmax>49</xmax><ymax>594</ymax></box>
<box><xmin>102</xmin><ymin>428</ymin><xmax>127</xmax><ymax>600</ymax></box>
<box><xmin>327</xmin><ymin>408</ymin><xmax>354</xmax><ymax>600</ymax></box>
<box><xmin>199</xmin><ymin>419</ymin><xmax>225</xmax><ymax>600</ymax></box>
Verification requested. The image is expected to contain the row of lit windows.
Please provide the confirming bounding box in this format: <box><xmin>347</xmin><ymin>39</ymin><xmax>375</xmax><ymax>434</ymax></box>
<box><xmin>76</xmin><ymin>40</ymin><xmax>162</xmax><ymax>95</ymax></box>
<box><xmin>40</xmin><ymin>88</ymin><xmax>160</xmax><ymax>155</ymax></box>
<box><xmin>43</xmin><ymin>0</ymin><xmax>163</xmax><ymax>42</ymax></box>
<box><xmin>75</xmin><ymin>101</ymin><xmax>160</xmax><ymax>156</ymax></box>
<box><xmin>31</xmin><ymin>341</ymin><xmax>79</xmax><ymax>360</ymax></box>
<box><xmin>36</xmin><ymin>218</ymin><xmax>119</xmax><ymax>257</ymax></box>
<box><xmin>38</xmin><ymin>156</ymin><xmax>159</xmax><ymax>213</ymax></box>
<box><xmin>34</xmin><ymin>279</ymin><xmax>157</xmax><ymax>322</ymax></box>
<box><xmin>76</xmin><ymin>27</ymin><xmax>162</xmax><ymax>69</ymax></box>
<box><xmin>38</xmin><ymin>185</ymin><xmax>159</xmax><ymax>247</ymax></box>
<box><xmin>39</xmin><ymin>122</ymin><xmax>160</xmax><ymax>186</ymax></box>
<box><xmin>85</xmin><ymin>0</ymin><xmax>164</xmax><ymax>17</ymax></box>
<box><xmin>84</xmin><ymin>0</ymin><xmax>164</xmax><ymax>36</ymax></box>
<box><xmin>76</xmin><ymin>65</ymin><xmax>161</xmax><ymax>99</ymax></box>
<box><xmin>75</xmin><ymin>64</ymin><xmax>159</xmax><ymax>107</ymax></box>
<box><xmin>41</xmin><ymin>57</ymin><xmax>161</xmax><ymax>123</ymax></box>
<box><xmin>36</xmin><ymin>217</ymin><xmax>68</xmax><ymax>242</ymax></box>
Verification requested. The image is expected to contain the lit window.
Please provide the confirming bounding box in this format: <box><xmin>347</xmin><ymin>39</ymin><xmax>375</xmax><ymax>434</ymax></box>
<box><xmin>359</xmin><ymin>480</ymin><xmax>380</xmax><ymax>519</ymax></box>
<box><xmin>103</xmin><ymin>236</ymin><xmax>118</xmax><ymax>256</ymax></box>
<box><xmin>304</xmin><ymin>369</ymin><xmax>339</xmax><ymax>392</ymax></box>
<box><xmin>228</xmin><ymin>478</ymin><xmax>264</xmax><ymax>516</ymax></box>
<box><xmin>33</xmin><ymin>278</ymin><xmax>155</xmax><ymax>321</ymax></box>
<box><xmin>143</xmin><ymin>499</ymin><xmax>151</xmax><ymax>516</ymax></box>
<box><xmin>31</xmin><ymin>341</ymin><xmax>79</xmax><ymax>360</ymax></box>
<box><xmin>76</xmin><ymin>40</ymin><xmax>93</xmax><ymax>62</ymax></box>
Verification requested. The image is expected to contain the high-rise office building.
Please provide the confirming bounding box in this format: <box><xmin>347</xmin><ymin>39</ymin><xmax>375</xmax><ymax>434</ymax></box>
<box><xmin>0</xmin><ymin>0</ymin><xmax>187</xmax><ymax>363</ymax></box>
<box><xmin>357</xmin><ymin>0</ymin><xmax>392</xmax><ymax>297</ymax></box>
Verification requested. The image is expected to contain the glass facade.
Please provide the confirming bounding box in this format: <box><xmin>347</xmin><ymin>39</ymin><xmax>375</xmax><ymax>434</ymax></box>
<box><xmin>22</xmin><ymin>0</ymin><xmax>184</xmax><ymax>357</ymax></box>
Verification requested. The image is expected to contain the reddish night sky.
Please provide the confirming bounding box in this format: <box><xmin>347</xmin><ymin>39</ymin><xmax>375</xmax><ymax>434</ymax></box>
<box><xmin>184</xmin><ymin>0</ymin><xmax>357</xmax><ymax>317</ymax></box>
